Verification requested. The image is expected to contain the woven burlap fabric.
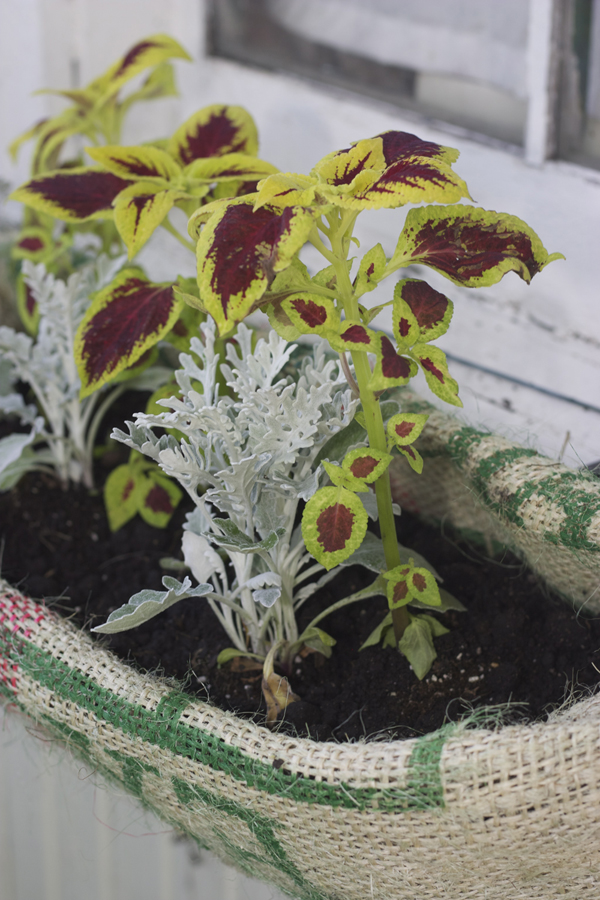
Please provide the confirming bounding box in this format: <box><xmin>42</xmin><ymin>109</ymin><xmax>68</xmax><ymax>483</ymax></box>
<box><xmin>390</xmin><ymin>389</ymin><xmax>600</xmax><ymax>612</ymax></box>
<box><xmin>2</xmin><ymin>400</ymin><xmax>600</xmax><ymax>898</ymax></box>
<box><xmin>1</xmin><ymin>582</ymin><xmax>600</xmax><ymax>899</ymax></box>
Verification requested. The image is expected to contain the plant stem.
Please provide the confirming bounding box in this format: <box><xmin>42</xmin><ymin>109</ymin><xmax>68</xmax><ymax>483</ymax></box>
<box><xmin>329</xmin><ymin>215</ymin><xmax>409</xmax><ymax>643</ymax></box>
<box><xmin>161</xmin><ymin>216</ymin><xmax>197</xmax><ymax>253</ymax></box>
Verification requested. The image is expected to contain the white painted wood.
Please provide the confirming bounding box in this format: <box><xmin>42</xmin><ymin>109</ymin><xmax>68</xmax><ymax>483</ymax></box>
<box><xmin>0</xmin><ymin>707</ymin><xmax>287</xmax><ymax>900</ymax></box>
<box><xmin>525</xmin><ymin>0</ymin><xmax>558</xmax><ymax>165</ymax></box>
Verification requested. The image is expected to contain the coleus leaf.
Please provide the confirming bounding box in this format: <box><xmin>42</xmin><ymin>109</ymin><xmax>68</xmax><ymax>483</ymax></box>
<box><xmin>396</xmin><ymin>442</ymin><xmax>424</xmax><ymax>474</ymax></box>
<box><xmin>302</xmin><ymin>485</ymin><xmax>368</xmax><ymax>570</ymax></box>
<box><xmin>11</xmin><ymin>227</ymin><xmax>53</xmax><ymax>262</ymax></box>
<box><xmin>137</xmin><ymin>470</ymin><xmax>182</xmax><ymax>528</ymax></box>
<box><xmin>94</xmin><ymin>34</ymin><xmax>192</xmax><ymax>100</ymax></box>
<box><xmin>86</xmin><ymin>144</ymin><xmax>182</xmax><ymax>181</ymax></box>
<box><xmin>376</xmin><ymin>130</ymin><xmax>460</xmax><ymax>166</ymax></box>
<box><xmin>196</xmin><ymin>198</ymin><xmax>316</xmax><ymax>334</ymax></box>
<box><xmin>16</xmin><ymin>271</ymin><xmax>40</xmax><ymax>335</ymax></box>
<box><xmin>410</xmin><ymin>344</ymin><xmax>462</xmax><ymax>407</ymax></box>
<box><xmin>384</xmin><ymin>561</ymin><xmax>441</xmax><ymax>609</ymax></box>
<box><xmin>119</xmin><ymin>61</ymin><xmax>179</xmax><ymax>112</ymax></box>
<box><xmin>266</xmin><ymin>301</ymin><xmax>302</xmax><ymax>341</ymax></box>
<box><xmin>281</xmin><ymin>292</ymin><xmax>339</xmax><ymax>335</ymax></box>
<box><xmin>368</xmin><ymin>334</ymin><xmax>418</xmax><ymax>391</ymax></box>
<box><xmin>387</xmin><ymin>413</ymin><xmax>429</xmax><ymax>448</ymax></box>
<box><xmin>391</xmin><ymin>205</ymin><xmax>565</xmax><ymax>287</ymax></box>
<box><xmin>10</xmin><ymin>168</ymin><xmax>130</xmax><ymax>221</ymax></box>
<box><xmin>322</xmin><ymin>459</ymin><xmax>370</xmax><ymax>493</ymax></box>
<box><xmin>103</xmin><ymin>462</ymin><xmax>142</xmax><ymax>531</ymax></box>
<box><xmin>354</xmin><ymin>243</ymin><xmax>387</xmax><ymax>297</ymax></box>
<box><xmin>254</xmin><ymin>172</ymin><xmax>318</xmax><ymax>209</ymax></box>
<box><xmin>91</xmin><ymin>575</ymin><xmax>212</xmax><ymax>635</ymax></box>
<box><xmin>75</xmin><ymin>268</ymin><xmax>182</xmax><ymax>396</ymax></box>
<box><xmin>326</xmin><ymin>321</ymin><xmax>378</xmax><ymax>353</ymax></box>
<box><xmin>113</xmin><ymin>183</ymin><xmax>179</xmax><ymax>258</ymax></box>
<box><xmin>185</xmin><ymin>153</ymin><xmax>278</xmax><ymax>182</ymax></box>
<box><xmin>210</xmin><ymin>518</ymin><xmax>286</xmax><ymax>553</ymax></box>
<box><xmin>394</xmin><ymin>278</ymin><xmax>453</xmax><ymax>344</ymax></box>
<box><xmin>167</xmin><ymin>104</ymin><xmax>258</xmax><ymax>166</ymax></box>
<box><xmin>312</xmin><ymin>133</ymin><xmax>469</xmax><ymax>210</ymax></box>
<box><xmin>341</xmin><ymin>447</ymin><xmax>392</xmax><ymax>483</ymax></box>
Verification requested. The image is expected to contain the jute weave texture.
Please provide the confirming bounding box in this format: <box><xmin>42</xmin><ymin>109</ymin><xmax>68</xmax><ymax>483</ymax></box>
<box><xmin>2</xmin><ymin>397</ymin><xmax>600</xmax><ymax>898</ymax></box>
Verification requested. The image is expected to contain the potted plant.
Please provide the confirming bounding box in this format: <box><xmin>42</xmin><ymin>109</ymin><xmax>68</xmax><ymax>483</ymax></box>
<box><xmin>2</xmin><ymin>35</ymin><xmax>600</xmax><ymax>900</ymax></box>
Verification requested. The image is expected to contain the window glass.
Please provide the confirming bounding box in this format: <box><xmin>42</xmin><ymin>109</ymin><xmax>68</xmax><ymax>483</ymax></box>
<box><xmin>209</xmin><ymin>0</ymin><xmax>530</xmax><ymax>145</ymax></box>
<box><xmin>558</xmin><ymin>0</ymin><xmax>600</xmax><ymax>169</ymax></box>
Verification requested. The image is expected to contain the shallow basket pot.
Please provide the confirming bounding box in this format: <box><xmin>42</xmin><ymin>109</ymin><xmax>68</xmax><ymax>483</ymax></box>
<box><xmin>2</xmin><ymin>391</ymin><xmax>600</xmax><ymax>900</ymax></box>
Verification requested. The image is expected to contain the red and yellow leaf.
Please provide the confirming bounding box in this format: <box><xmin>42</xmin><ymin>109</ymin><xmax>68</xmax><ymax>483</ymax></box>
<box><xmin>327</xmin><ymin>321</ymin><xmax>377</xmax><ymax>353</ymax></box>
<box><xmin>95</xmin><ymin>34</ymin><xmax>191</xmax><ymax>99</ymax></box>
<box><xmin>266</xmin><ymin>301</ymin><xmax>302</xmax><ymax>341</ymax></box>
<box><xmin>302</xmin><ymin>485</ymin><xmax>368</xmax><ymax>570</ymax></box>
<box><xmin>395</xmin><ymin>278</ymin><xmax>453</xmax><ymax>343</ymax></box>
<box><xmin>10</xmin><ymin>168</ymin><xmax>130</xmax><ymax>221</ymax></box>
<box><xmin>104</xmin><ymin>464</ymin><xmax>143</xmax><ymax>531</ymax></box>
<box><xmin>281</xmin><ymin>292</ymin><xmax>339</xmax><ymax>335</ymax></box>
<box><xmin>16</xmin><ymin>272</ymin><xmax>40</xmax><ymax>335</ymax></box>
<box><xmin>387</xmin><ymin>413</ymin><xmax>429</xmax><ymax>448</ymax></box>
<box><xmin>368</xmin><ymin>334</ymin><xmax>418</xmax><ymax>391</ymax></box>
<box><xmin>354</xmin><ymin>243</ymin><xmax>387</xmax><ymax>297</ymax></box>
<box><xmin>185</xmin><ymin>153</ymin><xmax>278</xmax><ymax>183</ymax></box>
<box><xmin>168</xmin><ymin>105</ymin><xmax>258</xmax><ymax>166</ymax></box>
<box><xmin>410</xmin><ymin>344</ymin><xmax>462</xmax><ymax>407</ymax></box>
<box><xmin>376</xmin><ymin>130</ymin><xmax>460</xmax><ymax>167</ymax></box>
<box><xmin>384</xmin><ymin>560</ymin><xmax>441</xmax><ymax>609</ymax></box>
<box><xmin>254</xmin><ymin>173</ymin><xmax>318</xmax><ymax>209</ymax></box>
<box><xmin>322</xmin><ymin>460</ymin><xmax>369</xmax><ymax>493</ymax></box>
<box><xmin>137</xmin><ymin>471</ymin><xmax>182</xmax><ymax>528</ymax></box>
<box><xmin>392</xmin><ymin>205</ymin><xmax>565</xmax><ymax>287</ymax></box>
<box><xmin>11</xmin><ymin>227</ymin><xmax>53</xmax><ymax>262</ymax></box>
<box><xmin>86</xmin><ymin>144</ymin><xmax>181</xmax><ymax>182</ymax></box>
<box><xmin>342</xmin><ymin>448</ymin><xmax>392</xmax><ymax>483</ymax></box>
<box><xmin>113</xmin><ymin>183</ymin><xmax>178</xmax><ymax>258</ymax></box>
<box><xmin>396</xmin><ymin>443</ymin><xmax>424</xmax><ymax>474</ymax></box>
<box><xmin>75</xmin><ymin>269</ymin><xmax>182</xmax><ymax>396</ymax></box>
<box><xmin>196</xmin><ymin>198</ymin><xmax>315</xmax><ymax>334</ymax></box>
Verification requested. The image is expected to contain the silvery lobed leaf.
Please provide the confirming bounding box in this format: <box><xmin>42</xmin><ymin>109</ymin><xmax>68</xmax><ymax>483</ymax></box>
<box><xmin>359</xmin><ymin>490</ymin><xmax>380</xmax><ymax>521</ymax></box>
<box><xmin>182</xmin><ymin>531</ymin><xmax>226</xmax><ymax>584</ymax></box>
<box><xmin>0</xmin><ymin>417</ymin><xmax>44</xmax><ymax>477</ymax></box>
<box><xmin>183</xmin><ymin>506</ymin><xmax>212</xmax><ymax>536</ymax></box>
<box><xmin>0</xmin><ymin>393</ymin><xmax>39</xmax><ymax>425</ymax></box>
<box><xmin>340</xmin><ymin>530</ymin><xmax>386</xmax><ymax>572</ymax></box>
<box><xmin>252</xmin><ymin>587</ymin><xmax>281</xmax><ymax>608</ymax></box>
<box><xmin>92</xmin><ymin>576</ymin><xmax>213</xmax><ymax>634</ymax></box>
<box><xmin>244</xmin><ymin>572</ymin><xmax>282</xmax><ymax>590</ymax></box>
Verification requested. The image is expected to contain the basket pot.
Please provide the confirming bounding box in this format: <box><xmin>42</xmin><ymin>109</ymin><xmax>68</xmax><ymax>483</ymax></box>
<box><xmin>2</xmin><ymin>393</ymin><xmax>600</xmax><ymax>900</ymax></box>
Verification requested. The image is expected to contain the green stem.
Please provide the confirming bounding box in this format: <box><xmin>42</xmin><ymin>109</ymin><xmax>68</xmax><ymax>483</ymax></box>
<box><xmin>161</xmin><ymin>216</ymin><xmax>197</xmax><ymax>253</ymax></box>
<box><xmin>329</xmin><ymin>218</ymin><xmax>409</xmax><ymax>643</ymax></box>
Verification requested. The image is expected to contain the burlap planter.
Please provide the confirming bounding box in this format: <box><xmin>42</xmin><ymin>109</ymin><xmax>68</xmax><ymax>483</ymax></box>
<box><xmin>2</xmin><ymin>391</ymin><xmax>600</xmax><ymax>899</ymax></box>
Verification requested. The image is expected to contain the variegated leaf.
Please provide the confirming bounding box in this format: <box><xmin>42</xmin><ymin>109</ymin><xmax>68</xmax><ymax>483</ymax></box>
<box><xmin>391</xmin><ymin>205</ymin><xmax>565</xmax><ymax>287</ymax></box>
<box><xmin>395</xmin><ymin>278</ymin><xmax>453</xmax><ymax>343</ymax></box>
<box><xmin>386</xmin><ymin>413</ymin><xmax>429</xmax><ymax>448</ymax></box>
<box><xmin>254</xmin><ymin>172</ymin><xmax>318</xmax><ymax>209</ymax></box>
<box><xmin>281</xmin><ymin>292</ymin><xmax>339</xmax><ymax>335</ymax></box>
<box><xmin>302</xmin><ymin>485</ymin><xmax>368</xmax><ymax>570</ymax></box>
<box><xmin>95</xmin><ymin>34</ymin><xmax>191</xmax><ymax>99</ymax></box>
<box><xmin>411</xmin><ymin>344</ymin><xmax>462</xmax><ymax>407</ymax></box>
<box><xmin>75</xmin><ymin>269</ymin><xmax>182</xmax><ymax>396</ymax></box>
<box><xmin>354</xmin><ymin>243</ymin><xmax>387</xmax><ymax>297</ymax></box>
<box><xmin>196</xmin><ymin>198</ymin><xmax>315</xmax><ymax>334</ymax></box>
<box><xmin>113</xmin><ymin>183</ymin><xmax>178</xmax><ymax>258</ymax></box>
<box><xmin>392</xmin><ymin>285</ymin><xmax>420</xmax><ymax>349</ymax></box>
<box><xmin>322</xmin><ymin>460</ymin><xmax>369</xmax><ymax>493</ymax></box>
<box><xmin>368</xmin><ymin>334</ymin><xmax>418</xmax><ymax>391</ymax></box>
<box><xmin>375</xmin><ymin>130</ymin><xmax>460</xmax><ymax>166</ymax></box>
<box><xmin>186</xmin><ymin>153</ymin><xmax>278</xmax><ymax>182</ymax></box>
<box><xmin>137</xmin><ymin>470</ymin><xmax>182</xmax><ymax>528</ymax></box>
<box><xmin>341</xmin><ymin>447</ymin><xmax>392</xmax><ymax>483</ymax></box>
<box><xmin>396</xmin><ymin>442</ymin><xmax>424</xmax><ymax>474</ymax></box>
<box><xmin>167</xmin><ymin>104</ymin><xmax>258</xmax><ymax>166</ymax></box>
<box><xmin>10</xmin><ymin>168</ymin><xmax>130</xmax><ymax>221</ymax></box>
<box><xmin>326</xmin><ymin>321</ymin><xmax>378</xmax><ymax>353</ymax></box>
<box><xmin>266</xmin><ymin>301</ymin><xmax>302</xmax><ymax>341</ymax></box>
<box><xmin>104</xmin><ymin>463</ymin><xmax>143</xmax><ymax>531</ymax></box>
<box><xmin>86</xmin><ymin>144</ymin><xmax>181</xmax><ymax>181</ymax></box>
<box><xmin>11</xmin><ymin>227</ymin><xmax>53</xmax><ymax>262</ymax></box>
<box><xmin>16</xmin><ymin>272</ymin><xmax>40</xmax><ymax>335</ymax></box>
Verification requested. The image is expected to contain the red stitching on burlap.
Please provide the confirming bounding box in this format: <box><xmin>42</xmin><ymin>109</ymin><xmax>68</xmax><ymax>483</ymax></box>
<box><xmin>0</xmin><ymin>591</ymin><xmax>47</xmax><ymax>637</ymax></box>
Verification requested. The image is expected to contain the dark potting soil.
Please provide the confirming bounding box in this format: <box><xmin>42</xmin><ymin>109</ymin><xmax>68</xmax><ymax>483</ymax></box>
<box><xmin>2</xmin><ymin>467</ymin><xmax>600</xmax><ymax>742</ymax></box>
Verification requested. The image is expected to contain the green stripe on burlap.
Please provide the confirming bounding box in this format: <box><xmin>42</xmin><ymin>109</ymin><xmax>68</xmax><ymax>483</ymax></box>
<box><xmin>2</xmin><ymin>633</ymin><xmax>449</xmax><ymax>813</ymax></box>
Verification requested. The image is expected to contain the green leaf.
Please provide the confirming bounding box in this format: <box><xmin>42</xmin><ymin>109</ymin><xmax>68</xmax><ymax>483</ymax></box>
<box><xmin>302</xmin><ymin>485</ymin><xmax>369</xmax><ymax>570</ymax></box>
<box><xmin>360</xmin><ymin>611</ymin><xmax>393</xmax><ymax>650</ymax></box>
<box><xmin>217</xmin><ymin>648</ymin><xmax>263</xmax><ymax>666</ymax></box>
<box><xmin>398</xmin><ymin>615</ymin><xmax>438</xmax><ymax>679</ymax></box>
<box><xmin>299</xmin><ymin>626</ymin><xmax>337</xmax><ymax>658</ymax></box>
<box><xmin>91</xmin><ymin>576</ymin><xmax>212</xmax><ymax>634</ymax></box>
<box><xmin>210</xmin><ymin>518</ymin><xmax>286</xmax><ymax>553</ymax></box>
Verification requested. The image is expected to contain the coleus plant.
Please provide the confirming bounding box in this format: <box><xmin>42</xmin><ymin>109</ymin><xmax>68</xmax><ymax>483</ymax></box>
<box><xmin>183</xmin><ymin>129</ymin><xmax>562</xmax><ymax>674</ymax></box>
<box><xmin>9</xmin><ymin>34</ymin><xmax>193</xmax><ymax>333</ymax></box>
<box><xmin>11</xmin><ymin>101</ymin><xmax>278</xmax><ymax>393</ymax></box>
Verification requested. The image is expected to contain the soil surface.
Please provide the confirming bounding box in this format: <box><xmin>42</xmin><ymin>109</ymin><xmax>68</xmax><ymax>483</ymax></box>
<box><xmin>2</xmin><ymin>453</ymin><xmax>600</xmax><ymax>742</ymax></box>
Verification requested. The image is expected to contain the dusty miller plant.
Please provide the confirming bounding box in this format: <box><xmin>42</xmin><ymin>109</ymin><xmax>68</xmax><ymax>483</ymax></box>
<box><xmin>94</xmin><ymin>322</ymin><xmax>373</xmax><ymax>666</ymax></box>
